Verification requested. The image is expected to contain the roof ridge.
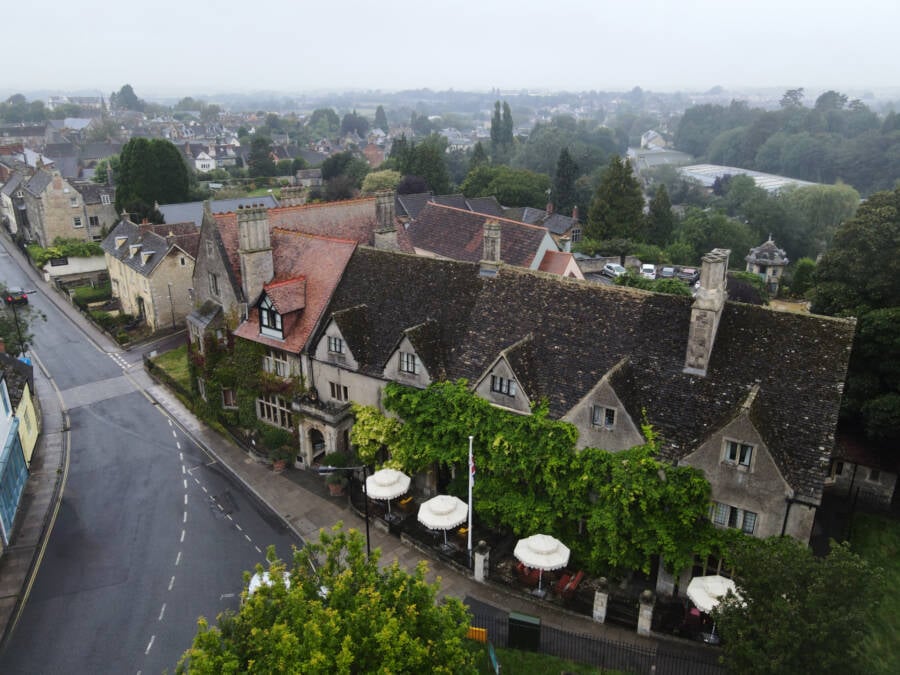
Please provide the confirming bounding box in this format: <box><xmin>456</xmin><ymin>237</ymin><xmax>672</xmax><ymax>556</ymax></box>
<box><xmin>422</xmin><ymin>202</ymin><xmax>551</xmax><ymax>232</ymax></box>
<box><xmin>271</xmin><ymin>227</ymin><xmax>358</xmax><ymax>245</ymax></box>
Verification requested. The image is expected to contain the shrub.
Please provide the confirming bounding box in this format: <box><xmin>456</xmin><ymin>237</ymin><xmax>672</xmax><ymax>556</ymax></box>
<box><xmin>73</xmin><ymin>283</ymin><xmax>112</xmax><ymax>308</ymax></box>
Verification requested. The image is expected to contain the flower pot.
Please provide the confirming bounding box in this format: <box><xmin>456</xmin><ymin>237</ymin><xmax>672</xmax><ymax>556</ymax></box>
<box><xmin>273</xmin><ymin>459</ymin><xmax>287</xmax><ymax>473</ymax></box>
<box><xmin>328</xmin><ymin>481</ymin><xmax>346</xmax><ymax>497</ymax></box>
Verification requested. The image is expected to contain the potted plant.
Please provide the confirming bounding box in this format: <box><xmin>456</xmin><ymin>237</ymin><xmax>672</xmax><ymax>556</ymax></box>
<box><xmin>271</xmin><ymin>445</ymin><xmax>294</xmax><ymax>473</ymax></box>
<box><xmin>325</xmin><ymin>471</ymin><xmax>349</xmax><ymax>496</ymax></box>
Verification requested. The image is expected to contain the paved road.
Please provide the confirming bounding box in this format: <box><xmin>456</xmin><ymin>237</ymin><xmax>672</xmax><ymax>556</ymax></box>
<box><xmin>0</xmin><ymin>250</ymin><xmax>299</xmax><ymax>673</ymax></box>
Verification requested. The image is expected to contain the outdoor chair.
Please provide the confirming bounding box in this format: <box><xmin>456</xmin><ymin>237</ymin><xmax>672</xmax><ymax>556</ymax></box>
<box><xmin>561</xmin><ymin>570</ymin><xmax>584</xmax><ymax>599</ymax></box>
<box><xmin>516</xmin><ymin>562</ymin><xmax>541</xmax><ymax>588</ymax></box>
<box><xmin>554</xmin><ymin>573</ymin><xmax>572</xmax><ymax>595</ymax></box>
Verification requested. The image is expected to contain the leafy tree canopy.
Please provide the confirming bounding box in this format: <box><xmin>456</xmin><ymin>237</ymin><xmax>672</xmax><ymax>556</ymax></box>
<box><xmin>374</xmin><ymin>104</ymin><xmax>389</xmax><ymax>133</ymax></box>
<box><xmin>361</xmin><ymin>169</ymin><xmax>402</xmax><ymax>194</ymax></box>
<box><xmin>306</xmin><ymin>108</ymin><xmax>340</xmax><ymax>138</ymax></box>
<box><xmin>340</xmin><ymin>109</ymin><xmax>370</xmax><ymax>137</ymax></box>
<box><xmin>552</xmin><ymin>147</ymin><xmax>579</xmax><ymax>216</ymax></box>
<box><xmin>586</xmin><ymin>155</ymin><xmax>645</xmax><ymax>241</ymax></box>
<box><xmin>114</xmin><ymin>138</ymin><xmax>189</xmax><ymax>218</ymax></box>
<box><xmin>460</xmin><ymin>165</ymin><xmax>551</xmax><ymax>209</ymax></box>
<box><xmin>716</xmin><ymin>536</ymin><xmax>882</xmax><ymax>675</ymax></box>
<box><xmin>110</xmin><ymin>84</ymin><xmax>143</xmax><ymax>111</ymax></box>
<box><xmin>0</xmin><ymin>284</ymin><xmax>44</xmax><ymax>356</ymax></box>
<box><xmin>177</xmin><ymin>526</ymin><xmax>476</xmax><ymax>674</ymax></box>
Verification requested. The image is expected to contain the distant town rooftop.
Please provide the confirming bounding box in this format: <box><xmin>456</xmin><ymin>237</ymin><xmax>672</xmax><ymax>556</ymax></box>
<box><xmin>678</xmin><ymin>163</ymin><xmax>818</xmax><ymax>193</ymax></box>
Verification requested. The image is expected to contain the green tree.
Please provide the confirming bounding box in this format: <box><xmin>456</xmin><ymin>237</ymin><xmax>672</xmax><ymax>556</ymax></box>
<box><xmin>0</xmin><ymin>285</ymin><xmax>44</xmax><ymax>356</ymax></box>
<box><xmin>645</xmin><ymin>184</ymin><xmax>675</xmax><ymax>246</ymax></box>
<box><xmin>672</xmin><ymin>207</ymin><xmax>756</xmax><ymax>267</ymax></box>
<box><xmin>787</xmin><ymin>257</ymin><xmax>816</xmax><ymax>298</ymax></box>
<box><xmin>340</xmin><ymin>110</ymin><xmax>370</xmax><ymax>137</ymax></box>
<box><xmin>307</xmin><ymin>108</ymin><xmax>340</xmax><ymax>138</ymax></box>
<box><xmin>408</xmin><ymin>134</ymin><xmax>450</xmax><ymax>195</ymax></box>
<box><xmin>460</xmin><ymin>165</ymin><xmax>551</xmax><ymax>208</ymax></box>
<box><xmin>361</xmin><ymin>169</ymin><xmax>402</xmax><ymax>194</ymax></box>
<box><xmin>177</xmin><ymin>526</ymin><xmax>475</xmax><ymax>674</ymax></box>
<box><xmin>586</xmin><ymin>155</ymin><xmax>645</xmax><ymax>241</ymax></box>
<box><xmin>374</xmin><ymin>104</ymin><xmax>389</xmax><ymax>133</ymax></box>
<box><xmin>110</xmin><ymin>84</ymin><xmax>143</xmax><ymax>111</ymax></box>
<box><xmin>92</xmin><ymin>155</ymin><xmax>120</xmax><ymax>185</ymax></box>
<box><xmin>468</xmin><ymin>141</ymin><xmax>489</xmax><ymax>172</ymax></box>
<box><xmin>115</xmin><ymin>138</ymin><xmax>189</xmax><ymax>219</ymax></box>
<box><xmin>552</xmin><ymin>147</ymin><xmax>579</xmax><ymax>215</ymax></box>
<box><xmin>716</xmin><ymin>536</ymin><xmax>881</xmax><ymax>675</ymax></box>
<box><xmin>779</xmin><ymin>87</ymin><xmax>805</xmax><ymax>109</ymax></box>
<box><xmin>247</xmin><ymin>136</ymin><xmax>277</xmax><ymax>178</ymax></box>
<box><xmin>490</xmin><ymin>100</ymin><xmax>514</xmax><ymax>164</ymax></box>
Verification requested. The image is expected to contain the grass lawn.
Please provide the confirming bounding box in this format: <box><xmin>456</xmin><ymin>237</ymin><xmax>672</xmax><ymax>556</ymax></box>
<box><xmin>850</xmin><ymin>512</ymin><xmax>900</xmax><ymax>675</ymax></box>
<box><xmin>151</xmin><ymin>344</ymin><xmax>191</xmax><ymax>390</ymax></box>
<box><xmin>469</xmin><ymin>642</ymin><xmax>626</xmax><ymax>674</ymax></box>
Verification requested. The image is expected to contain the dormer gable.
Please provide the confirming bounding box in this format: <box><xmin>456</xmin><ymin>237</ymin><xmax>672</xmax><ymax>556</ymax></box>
<box><xmin>129</xmin><ymin>243</ymin><xmax>141</xmax><ymax>258</ymax></box>
<box><xmin>140</xmin><ymin>250</ymin><xmax>154</xmax><ymax>266</ymax></box>
<box><xmin>115</xmin><ymin>236</ymin><xmax>127</xmax><ymax>249</ymax></box>
<box><xmin>384</xmin><ymin>334</ymin><xmax>431</xmax><ymax>387</ymax></box>
<box><xmin>315</xmin><ymin>317</ymin><xmax>359</xmax><ymax>370</ymax></box>
<box><xmin>473</xmin><ymin>340</ymin><xmax>532</xmax><ymax>414</ymax></box>
<box><xmin>257</xmin><ymin>294</ymin><xmax>283</xmax><ymax>340</ymax></box>
<box><xmin>563</xmin><ymin>357</ymin><xmax>644</xmax><ymax>452</ymax></box>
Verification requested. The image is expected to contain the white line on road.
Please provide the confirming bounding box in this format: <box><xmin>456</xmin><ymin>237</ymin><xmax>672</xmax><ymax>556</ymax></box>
<box><xmin>220</xmin><ymin>593</ymin><xmax>235</xmax><ymax>600</ymax></box>
<box><xmin>172</xmin><ymin>430</ymin><xmax>177</xmax><ymax>438</ymax></box>
<box><xmin>226</xmin><ymin>514</ymin><xmax>233</xmax><ymax>521</ymax></box>
<box><xmin>145</xmin><ymin>635</ymin><xmax>155</xmax><ymax>654</ymax></box>
<box><xmin>234</xmin><ymin>523</ymin><xmax>241</xmax><ymax>531</ymax></box>
<box><xmin>176</xmin><ymin>442</ymin><xmax>181</xmax><ymax>450</ymax></box>
<box><xmin>244</xmin><ymin>534</ymin><xmax>251</xmax><ymax>542</ymax></box>
<box><xmin>181</xmin><ymin>465</ymin><xmax>185</xmax><ymax>475</ymax></box>
<box><xmin>194</xmin><ymin>477</ymin><xmax>200</xmax><ymax>485</ymax></box>
<box><xmin>179</xmin><ymin>452</ymin><xmax>183</xmax><ymax>461</ymax></box>
<box><xmin>183</xmin><ymin>479</ymin><xmax>187</xmax><ymax>489</ymax></box>
<box><xmin>158</xmin><ymin>604</ymin><xmax>166</xmax><ymax>621</ymax></box>
<box><xmin>175</xmin><ymin>551</ymin><xmax>182</xmax><ymax>566</ymax></box>
<box><xmin>180</xmin><ymin>529</ymin><xmax>185</xmax><ymax>543</ymax></box>
<box><xmin>184</xmin><ymin>494</ymin><xmax>188</xmax><ymax>505</ymax></box>
<box><xmin>202</xmin><ymin>486</ymin><xmax>207</xmax><ymax>493</ymax></box>
<box><xmin>168</xmin><ymin>419</ymin><xmax>172</xmax><ymax>426</ymax></box>
<box><xmin>255</xmin><ymin>546</ymin><xmax>262</xmax><ymax>553</ymax></box>
<box><xmin>169</xmin><ymin>576</ymin><xmax>175</xmax><ymax>591</ymax></box>
<box><xmin>183</xmin><ymin>511</ymin><xmax>187</xmax><ymax>523</ymax></box>
<box><xmin>217</xmin><ymin>503</ymin><xmax>223</xmax><ymax>511</ymax></box>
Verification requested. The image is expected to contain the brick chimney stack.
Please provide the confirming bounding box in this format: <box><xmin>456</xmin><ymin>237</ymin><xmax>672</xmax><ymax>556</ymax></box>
<box><xmin>374</xmin><ymin>191</ymin><xmax>399</xmax><ymax>250</ymax></box>
<box><xmin>480</xmin><ymin>220</ymin><xmax>501</xmax><ymax>277</ymax></box>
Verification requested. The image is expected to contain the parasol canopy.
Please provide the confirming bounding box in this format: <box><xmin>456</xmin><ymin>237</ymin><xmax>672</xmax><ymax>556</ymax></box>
<box><xmin>417</xmin><ymin>495</ymin><xmax>469</xmax><ymax>545</ymax></box>
<box><xmin>686</xmin><ymin>575</ymin><xmax>738</xmax><ymax>614</ymax></box>
<box><xmin>514</xmin><ymin>534</ymin><xmax>571</xmax><ymax>593</ymax></box>
<box><xmin>365</xmin><ymin>468</ymin><xmax>411</xmax><ymax>516</ymax></box>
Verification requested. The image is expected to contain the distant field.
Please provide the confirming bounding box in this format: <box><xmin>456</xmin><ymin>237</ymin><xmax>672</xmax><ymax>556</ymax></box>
<box><xmin>851</xmin><ymin>512</ymin><xmax>899</xmax><ymax>675</ymax></box>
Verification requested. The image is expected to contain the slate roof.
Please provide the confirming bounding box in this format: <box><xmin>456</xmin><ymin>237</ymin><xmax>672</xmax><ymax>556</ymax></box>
<box><xmin>1</xmin><ymin>171</ymin><xmax>25</xmax><ymax>197</ymax></box>
<box><xmin>465</xmin><ymin>196</ymin><xmax>505</xmax><ymax>218</ymax></box>
<box><xmin>0</xmin><ymin>352</ymin><xmax>34</xmax><ymax>405</ymax></box>
<box><xmin>232</xmin><ymin>230</ymin><xmax>357</xmax><ymax>354</ymax></box>
<box><xmin>23</xmin><ymin>170</ymin><xmax>52</xmax><ymax>197</ymax></box>
<box><xmin>318</xmin><ymin>248</ymin><xmax>855</xmax><ymax>502</ymax></box>
<box><xmin>101</xmin><ymin>219</ymin><xmax>200</xmax><ymax>276</ymax></box>
<box><xmin>72</xmin><ymin>181</ymin><xmax>114</xmax><ymax>205</ymax></box>
<box><xmin>517</xmin><ymin>207</ymin><xmax>579</xmax><ymax>236</ymax></box>
<box><xmin>406</xmin><ymin>202</ymin><xmax>551</xmax><ymax>267</ymax></box>
<box><xmin>160</xmin><ymin>196</ymin><xmax>279</xmax><ymax>227</ymax></box>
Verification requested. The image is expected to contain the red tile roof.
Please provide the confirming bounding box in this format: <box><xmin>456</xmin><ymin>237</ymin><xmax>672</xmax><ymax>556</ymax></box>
<box><xmin>537</xmin><ymin>249</ymin><xmax>577</xmax><ymax>276</ymax></box>
<box><xmin>407</xmin><ymin>202</ymin><xmax>552</xmax><ymax>268</ymax></box>
<box><xmin>232</xmin><ymin>229</ymin><xmax>357</xmax><ymax>353</ymax></box>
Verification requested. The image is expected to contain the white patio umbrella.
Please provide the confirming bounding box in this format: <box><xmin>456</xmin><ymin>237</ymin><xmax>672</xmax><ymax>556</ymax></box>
<box><xmin>365</xmin><ymin>468</ymin><xmax>411</xmax><ymax>517</ymax></box>
<box><xmin>686</xmin><ymin>575</ymin><xmax>738</xmax><ymax>614</ymax></box>
<box><xmin>417</xmin><ymin>495</ymin><xmax>468</xmax><ymax>546</ymax></box>
<box><xmin>514</xmin><ymin>533</ymin><xmax>571</xmax><ymax>593</ymax></box>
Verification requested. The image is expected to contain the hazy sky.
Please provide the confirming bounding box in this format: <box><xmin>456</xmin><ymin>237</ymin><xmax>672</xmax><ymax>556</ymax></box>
<box><xmin>6</xmin><ymin>0</ymin><xmax>900</xmax><ymax>98</ymax></box>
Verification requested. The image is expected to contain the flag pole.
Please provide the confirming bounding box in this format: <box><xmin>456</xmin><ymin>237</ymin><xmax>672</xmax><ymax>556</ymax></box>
<box><xmin>467</xmin><ymin>435</ymin><xmax>474</xmax><ymax>567</ymax></box>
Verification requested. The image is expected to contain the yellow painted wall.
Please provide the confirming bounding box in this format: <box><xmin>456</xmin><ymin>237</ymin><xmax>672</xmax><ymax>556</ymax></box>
<box><xmin>15</xmin><ymin>383</ymin><xmax>39</xmax><ymax>466</ymax></box>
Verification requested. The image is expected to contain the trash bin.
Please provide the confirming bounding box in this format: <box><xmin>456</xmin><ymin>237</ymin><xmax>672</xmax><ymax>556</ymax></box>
<box><xmin>508</xmin><ymin>611</ymin><xmax>541</xmax><ymax>651</ymax></box>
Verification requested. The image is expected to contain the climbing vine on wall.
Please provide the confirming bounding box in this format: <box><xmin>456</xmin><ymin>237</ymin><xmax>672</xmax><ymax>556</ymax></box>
<box><xmin>354</xmin><ymin>380</ymin><xmax>724</xmax><ymax>576</ymax></box>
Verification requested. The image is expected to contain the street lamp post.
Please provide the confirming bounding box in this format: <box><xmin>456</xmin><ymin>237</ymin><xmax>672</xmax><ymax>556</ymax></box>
<box><xmin>318</xmin><ymin>464</ymin><xmax>371</xmax><ymax>558</ymax></box>
<box><xmin>9</xmin><ymin>301</ymin><xmax>26</xmax><ymax>355</ymax></box>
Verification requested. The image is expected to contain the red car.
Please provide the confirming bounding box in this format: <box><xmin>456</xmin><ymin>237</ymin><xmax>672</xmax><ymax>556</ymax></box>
<box><xmin>4</xmin><ymin>287</ymin><xmax>28</xmax><ymax>305</ymax></box>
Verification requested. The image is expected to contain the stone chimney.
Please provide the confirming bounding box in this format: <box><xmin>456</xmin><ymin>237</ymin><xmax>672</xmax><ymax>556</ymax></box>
<box><xmin>546</xmin><ymin>201</ymin><xmax>554</xmax><ymax>215</ymax></box>
<box><xmin>374</xmin><ymin>191</ymin><xmax>399</xmax><ymax>250</ymax></box>
<box><xmin>572</xmin><ymin>205</ymin><xmax>579</xmax><ymax>222</ymax></box>
<box><xmin>279</xmin><ymin>186</ymin><xmax>307</xmax><ymax>207</ymax></box>
<box><xmin>237</xmin><ymin>204</ymin><xmax>274</xmax><ymax>304</ymax></box>
<box><xmin>683</xmin><ymin>248</ymin><xmax>730</xmax><ymax>377</ymax></box>
<box><xmin>480</xmin><ymin>220</ymin><xmax>501</xmax><ymax>277</ymax></box>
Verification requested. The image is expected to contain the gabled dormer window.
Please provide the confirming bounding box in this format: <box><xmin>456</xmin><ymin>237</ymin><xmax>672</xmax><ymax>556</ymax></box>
<box><xmin>591</xmin><ymin>405</ymin><xmax>616</xmax><ymax>430</ymax></box>
<box><xmin>115</xmin><ymin>236</ymin><xmax>127</xmax><ymax>249</ymax></box>
<box><xmin>129</xmin><ymin>244</ymin><xmax>141</xmax><ymax>258</ymax></box>
<box><xmin>327</xmin><ymin>336</ymin><xmax>344</xmax><ymax>354</ymax></box>
<box><xmin>399</xmin><ymin>351</ymin><xmax>420</xmax><ymax>375</ymax></box>
<box><xmin>101</xmin><ymin>194</ymin><xmax>111</xmax><ymax>205</ymax></box>
<box><xmin>490</xmin><ymin>374</ymin><xmax>516</xmax><ymax>397</ymax></box>
<box><xmin>259</xmin><ymin>295</ymin><xmax>283</xmax><ymax>339</ymax></box>
<box><xmin>140</xmin><ymin>251</ymin><xmax>153</xmax><ymax>265</ymax></box>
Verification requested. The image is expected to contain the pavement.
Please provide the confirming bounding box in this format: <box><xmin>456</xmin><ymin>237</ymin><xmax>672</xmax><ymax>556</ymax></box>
<box><xmin>0</xmin><ymin>231</ymin><xmax>665</xmax><ymax>657</ymax></box>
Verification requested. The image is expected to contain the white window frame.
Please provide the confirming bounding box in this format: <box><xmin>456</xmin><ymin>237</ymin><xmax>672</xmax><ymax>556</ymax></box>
<box><xmin>257</xmin><ymin>394</ymin><xmax>293</xmax><ymax>429</ymax></box>
<box><xmin>208</xmin><ymin>271</ymin><xmax>219</xmax><ymax>297</ymax></box>
<box><xmin>73</xmin><ymin>216</ymin><xmax>83</xmax><ymax>228</ymax></box>
<box><xmin>327</xmin><ymin>336</ymin><xmax>344</xmax><ymax>354</ymax></box>
<box><xmin>399</xmin><ymin>351</ymin><xmax>420</xmax><ymax>375</ymax></box>
<box><xmin>259</xmin><ymin>296</ymin><xmax>283</xmax><ymax>339</ymax></box>
<box><xmin>724</xmin><ymin>440</ymin><xmax>754</xmax><ymax>468</ymax></box>
<box><xmin>591</xmin><ymin>405</ymin><xmax>616</xmax><ymax>430</ymax></box>
<box><xmin>70</xmin><ymin>196</ymin><xmax>78</xmax><ymax>207</ymax></box>
<box><xmin>490</xmin><ymin>374</ymin><xmax>516</xmax><ymax>397</ymax></box>
<box><xmin>329</xmin><ymin>381</ymin><xmax>349</xmax><ymax>402</ymax></box>
<box><xmin>222</xmin><ymin>387</ymin><xmax>237</xmax><ymax>409</ymax></box>
<box><xmin>263</xmin><ymin>349</ymin><xmax>289</xmax><ymax>378</ymax></box>
<box><xmin>101</xmin><ymin>193</ymin><xmax>111</xmax><ymax>205</ymax></box>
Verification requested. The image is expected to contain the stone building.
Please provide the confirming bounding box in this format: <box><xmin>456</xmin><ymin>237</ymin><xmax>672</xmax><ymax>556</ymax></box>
<box><xmin>745</xmin><ymin>236</ymin><xmax>789</xmax><ymax>295</ymax></box>
<box><xmin>20</xmin><ymin>169</ymin><xmax>116</xmax><ymax>246</ymax></box>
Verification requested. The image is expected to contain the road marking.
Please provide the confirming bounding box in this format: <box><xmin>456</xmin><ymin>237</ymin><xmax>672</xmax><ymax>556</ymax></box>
<box><xmin>177</xmin><ymin>443</ymin><xmax>181</xmax><ymax>452</ymax></box>
<box><xmin>172</xmin><ymin>430</ymin><xmax>177</xmax><ymax>438</ymax></box>
<box><xmin>168</xmin><ymin>576</ymin><xmax>175</xmax><ymax>591</ymax></box>
<box><xmin>184</xmin><ymin>494</ymin><xmax>188</xmax><ymax>505</ymax></box>
<box><xmin>180</xmin><ymin>529</ymin><xmax>185</xmax><ymax>542</ymax></box>
<box><xmin>234</xmin><ymin>523</ymin><xmax>241</xmax><ymax>530</ymax></box>
<box><xmin>181</xmin><ymin>465</ymin><xmax>185</xmax><ymax>475</ymax></box>
<box><xmin>220</xmin><ymin>593</ymin><xmax>235</xmax><ymax>600</ymax></box>
<box><xmin>183</xmin><ymin>479</ymin><xmax>187</xmax><ymax>489</ymax></box>
<box><xmin>168</xmin><ymin>419</ymin><xmax>173</xmax><ymax>427</ymax></box>
<box><xmin>217</xmin><ymin>503</ymin><xmax>224</xmax><ymax>511</ymax></box>
<box><xmin>183</xmin><ymin>511</ymin><xmax>187</xmax><ymax>523</ymax></box>
<box><xmin>158</xmin><ymin>604</ymin><xmax>166</xmax><ymax>621</ymax></box>
<box><xmin>244</xmin><ymin>534</ymin><xmax>251</xmax><ymax>542</ymax></box>
<box><xmin>145</xmin><ymin>635</ymin><xmax>155</xmax><ymax>654</ymax></box>
<box><xmin>226</xmin><ymin>514</ymin><xmax>233</xmax><ymax>521</ymax></box>
<box><xmin>194</xmin><ymin>477</ymin><xmax>200</xmax><ymax>485</ymax></box>
<box><xmin>175</xmin><ymin>551</ymin><xmax>182</xmax><ymax>566</ymax></box>
<box><xmin>255</xmin><ymin>546</ymin><xmax>262</xmax><ymax>554</ymax></box>
<box><xmin>201</xmin><ymin>486</ymin><xmax>208</xmax><ymax>493</ymax></box>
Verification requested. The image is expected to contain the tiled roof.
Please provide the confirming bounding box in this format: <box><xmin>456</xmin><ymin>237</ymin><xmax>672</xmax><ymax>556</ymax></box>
<box><xmin>72</xmin><ymin>181</ymin><xmax>114</xmax><ymax>205</ymax></box>
<box><xmin>319</xmin><ymin>248</ymin><xmax>855</xmax><ymax>501</ymax></box>
<box><xmin>465</xmin><ymin>196</ymin><xmax>505</xmax><ymax>218</ymax></box>
<box><xmin>160</xmin><ymin>196</ymin><xmax>279</xmax><ymax>227</ymax></box>
<box><xmin>100</xmin><ymin>219</ymin><xmax>200</xmax><ymax>276</ymax></box>
<box><xmin>1</xmin><ymin>171</ymin><xmax>24</xmax><ymax>197</ymax></box>
<box><xmin>232</xmin><ymin>230</ymin><xmax>357</xmax><ymax>354</ymax></box>
<box><xmin>407</xmin><ymin>202</ymin><xmax>550</xmax><ymax>267</ymax></box>
<box><xmin>23</xmin><ymin>170</ymin><xmax>52</xmax><ymax>197</ymax></box>
<box><xmin>537</xmin><ymin>249</ymin><xmax>575</xmax><ymax>275</ymax></box>
<box><xmin>214</xmin><ymin>198</ymin><xmax>414</xmax><ymax>253</ymax></box>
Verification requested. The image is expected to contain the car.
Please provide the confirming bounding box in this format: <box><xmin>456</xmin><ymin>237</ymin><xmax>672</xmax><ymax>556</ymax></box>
<box><xmin>600</xmin><ymin>262</ymin><xmax>627</xmax><ymax>279</ymax></box>
<box><xmin>640</xmin><ymin>263</ymin><xmax>657</xmax><ymax>280</ymax></box>
<box><xmin>658</xmin><ymin>266</ymin><xmax>676</xmax><ymax>280</ymax></box>
<box><xmin>677</xmin><ymin>267</ymin><xmax>700</xmax><ymax>284</ymax></box>
<box><xmin>4</xmin><ymin>287</ymin><xmax>27</xmax><ymax>305</ymax></box>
